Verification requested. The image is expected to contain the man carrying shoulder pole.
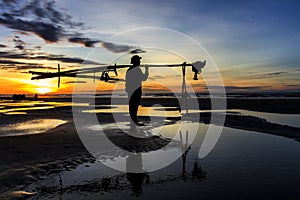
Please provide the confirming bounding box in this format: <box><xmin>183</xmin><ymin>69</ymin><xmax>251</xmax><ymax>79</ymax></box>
<box><xmin>125</xmin><ymin>55</ymin><xmax>149</xmax><ymax>126</ymax></box>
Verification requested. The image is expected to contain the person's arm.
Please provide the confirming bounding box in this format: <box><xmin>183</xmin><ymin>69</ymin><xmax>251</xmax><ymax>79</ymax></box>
<box><xmin>141</xmin><ymin>66</ymin><xmax>149</xmax><ymax>81</ymax></box>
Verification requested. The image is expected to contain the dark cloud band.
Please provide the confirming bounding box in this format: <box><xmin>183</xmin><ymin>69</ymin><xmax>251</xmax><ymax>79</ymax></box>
<box><xmin>68</xmin><ymin>37</ymin><xmax>101</xmax><ymax>48</ymax></box>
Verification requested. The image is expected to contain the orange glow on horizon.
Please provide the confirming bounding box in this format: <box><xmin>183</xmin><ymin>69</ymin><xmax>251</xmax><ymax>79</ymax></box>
<box><xmin>0</xmin><ymin>67</ymin><xmax>298</xmax><ymax>95</ymax></box>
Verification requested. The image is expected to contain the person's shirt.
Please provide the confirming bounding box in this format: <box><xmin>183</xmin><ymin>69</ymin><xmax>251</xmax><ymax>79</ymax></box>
<box><xmin>125</xmin><ymin>66</ymin><xmax>148</xmax><ymax>94</ymax></box>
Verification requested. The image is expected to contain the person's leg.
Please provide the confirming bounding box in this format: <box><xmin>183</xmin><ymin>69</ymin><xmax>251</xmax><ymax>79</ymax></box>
<box><xmin>134</xmin><ymin>87</ymin><xmax>142</xmax><ymax>118</ymax></box>
<box><xmin>129</xmin><ymin>88</ymin><xmax>142</xmax><ymax>123</ymax></box>
<box><xmin>129</xmin><ymin>93</ymin><xmax>137</xmax><ymax>123</ymax></box>
<box><xmin>135</xmin><ymin>88</ymin><xmax>142</xmax><ymax>121</ymax></box>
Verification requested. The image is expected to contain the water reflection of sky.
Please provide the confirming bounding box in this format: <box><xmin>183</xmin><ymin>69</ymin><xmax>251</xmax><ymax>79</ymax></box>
<box><xmin>0</xmin><ymin>119</ymin><xmax>67</xmax><ymax>137</ymax></box>
<box><xmin>188</xmin><ymin>108</ymin><xmax>300</xmax><ymax>128</ymax></box>
<box><xmin>0</xmin><ymin>100</ymin><xmax>89</xmax><ymax>115</ymax></box>
<box><xmin>83</xmin><ymin>105</ymin><xmax>181</xmax><ymax>118</ymax></box>
<box><xmin>230</xmin><ymin>109</ymin><xmax>300</xmax><ymax>128</ymax></box>
<box><xmin>28</xmin><ymin>124</ymin><xmax>300</xmax><ymax>199</ymax></box>
<box><xmin>97</xmin><ymin>122</ymin><xmax>201</xmax><ymax>172</ymax></box>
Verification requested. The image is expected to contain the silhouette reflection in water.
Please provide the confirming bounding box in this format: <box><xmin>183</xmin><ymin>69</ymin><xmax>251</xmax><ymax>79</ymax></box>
<box><xmin>126</xmin><ymin>153</ymin><xmax>150</xmax><ymax>197</ymax></box>
<box><xmin>33</xmin><ymin>129</ymin><xmax>206</xmax><ymax>198</ymax></box>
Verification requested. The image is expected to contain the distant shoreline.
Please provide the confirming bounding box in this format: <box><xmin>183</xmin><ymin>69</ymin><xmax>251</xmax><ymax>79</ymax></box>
<box><xmin>1</xmin><ymin>96</ymin><xmax>300</xmax><ymax>114</ymax></box>
<box><xmin>1</xmin><ymin>91</ymin><xmax>300</xmax><ymax>99</ymax></box>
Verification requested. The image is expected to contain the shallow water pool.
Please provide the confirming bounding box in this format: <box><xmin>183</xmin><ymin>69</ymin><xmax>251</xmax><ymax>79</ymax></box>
<box><xmin>0</xmin><ymin>119</ymin><xmax>67</xmax><ymax>137</ymax></box>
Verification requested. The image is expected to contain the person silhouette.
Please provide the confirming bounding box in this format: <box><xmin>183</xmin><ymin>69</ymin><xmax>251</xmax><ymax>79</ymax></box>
<box><xmin>126</xmin><ymin>153</ymin><xmax>150</xmax><ymax>196</ymax></box>
<box><xmin>125</xmin><ymin>55</ymin><xmax>149</xmax><ymax>126</ymax></box>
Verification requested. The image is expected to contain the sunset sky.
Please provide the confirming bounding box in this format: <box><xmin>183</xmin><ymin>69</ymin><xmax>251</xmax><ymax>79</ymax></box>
<box><xmin>0</xmin><ymin>0</ymin><xmax>299</xmax><ymax>95</ymax></box>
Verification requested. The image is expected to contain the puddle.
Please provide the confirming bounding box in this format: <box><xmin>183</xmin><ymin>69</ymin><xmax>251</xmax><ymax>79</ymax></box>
<box><xmin>4</xmin><ymin>112</ymin><xmax>27</xmax><ymax>115</ymax></box>
<box><xmin>230</xmin><ymin>109</ymin><xmax>300</xmax><ymax>128</ymax></box>
<box><xmin>82</xmin><ymin>105</ymin><xmax>181</xmax><ymax>118</ymax></box>
<box><xmin>187</xmin><ymin>109</ymin><xmax>300</xmax><ymax>128</ymax></box>
<box><xmin>0</xmin><ymin>119</ymin><xmax>67</xmax><ymax>137</ymax></box>
<box><xmin>0</xmin><ymin>106</ymin><xmax>56</xmax><ymax>114</ymax></box>
<box><xmin>29</xmin><ymin>122</ymin><xmax>204</xmax><ymax>189</ymax></box>
<box><xmin>0</xmin><ymin>100</ymin><xmax>89</xmax><ymax>114</ymax></box>
<box><xmin>82</xmin><ymin>105</ymin><xmax>127</xmax><ymax>114</ymax></box>
<box><xmin>83</xmin><ymin>121</ymin><xmax>203</xmax><ymax>172</ymax></box>
<box><xmin>22</xmin><ymin>123</ymin><xmax>300</xmax><ymax>199</ymax></box>
<box><xmin>139</xmin><ymin>106</ymin><xmax>180</xmax><ymax>118</ymax></box>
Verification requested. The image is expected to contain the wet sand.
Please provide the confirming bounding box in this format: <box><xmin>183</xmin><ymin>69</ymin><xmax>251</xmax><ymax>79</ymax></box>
<box><xmin>0</xmin><ymin>97</ymin><xmax>299</xmax><ymax>199</ymax></box>
<box><xmin>0</xmin><ymin>122</ymin><xmax>90</xmax><ymax>194</ymax></box>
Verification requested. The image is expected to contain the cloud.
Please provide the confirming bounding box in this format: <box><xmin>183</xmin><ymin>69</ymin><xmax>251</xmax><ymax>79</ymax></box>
<box><xmin>34</xmin><ymin>54</ymin><xmax>105</xmax><ymax>65</ymax></box>
<box><xmin>225</xmin><ymin>86</ymin><xmax>270</xmax><ymax>91</ymax></box>
<box><xmin>0</xmin><ymin>60</ymin><xmax>56</xmax><ymax>71</ymax></box>
<box><xmin>206</xmin><ymin>85</ymin><xmax>271</xmax><ymax>93</ymax></box>
<box><xmin>13</xmin><ymin>35</ymin><xmax>26</xmax><ymax>50</ymax></box>
<box><xmin>0</xmin><ymin>44</ymin><xmax>7</xmax><ymax>48</ymax></box>
<box><xmin>101</xmin><ymin>42</ymin><xmax>145</xmax><ymax>54</ymax></box>
<box><xmin>16</xmin><ymin>64</ymin><xmax>57</xmax><ymax>70</ymax></box>
<box><xmin>0</xmin><ymin>49</ymin><xmax>107</xmax><ymax>73</ymax></box>
<box><xmin>129</xmin><ymin>48</ymin><xmax>146</xmax><ymax>54</ymax></box>
<box><xmin>1</xmin><ymin>11</ymin><xmax>62</xmax><ymax>43</ymax></box>
<box><xmin>0</xmin><ymin>51</ymin><xmax>27</xmax><ymax>59</ymax></box>
<box><xmin>34</xmin><ymin>55</ymin><xmax>87</xmax><ymax>64</ymax></box>
<box><xmin>0</xmin><ymin>50</ymin><xmax>103</xmax><ymax>65</ymax></box>
<box><xmin>0</xmin><ymin>0</ymin><xmax>145</xmax><ymax>52</ymax></box>
<box><xmin>242</xmin><ymin>71</ymin><xmax>288</xmax><ymax>79</ymax></box>
<box><xmin>102</xmin><ymin>42</ymin><xmax>138</xmax><ymax>53</ymax></box>
<box><xmin>148</xmin><ymin>75</ymin><xmax>163</xmax><ymax>80</ymax></box>
<box><xmin>191</xmin><ymin>84</ymin><xmax>271</xmax><ymax>93</ymax></box>
<box><xmin>68</xmin><ymin>37</ymin><xmax>101</xmax><ymax>47</ymax></box>
<box><xmin>265</xmin><ymin>71</ymin><xmax>287</xmax><ymax>76</ymax></box>
<box><xmin>147</xmin><ymin>75</ymin><xmax>178</xmax><ymax>81</ymax></box>
<box><xmin>0</xmin><ymin>59</ymin><xmax>26</xmax><ymax>65</ymax></box>
<box><xmin>34</xmin><ymin>45</ymin><xmax>41</xmax><ymax>50</ymax></box>
<box><xmin>64</xmin><ymin>80</ymin><xmax>87</xmax><ymax>84</ymax></box>
<box><xmin>0</xmin><ymin>0</ymin><xmax>151</xmax><ymax>55</ymax></box>
<box><xmin>285</xmin><ymin>84</ymin><xmax>300</xmax><ymax>87</ymax></box>
<box><xmin>0</xmin><ymin>0</ymin><xmax>84</xmax><ymax>43</ymax></box>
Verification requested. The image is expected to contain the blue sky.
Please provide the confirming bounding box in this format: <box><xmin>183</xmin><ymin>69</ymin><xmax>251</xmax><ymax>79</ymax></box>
<box><xmin>0</xmin><ymin>0</ymin><xmax>299</xmax><ymax>94</ymax></box>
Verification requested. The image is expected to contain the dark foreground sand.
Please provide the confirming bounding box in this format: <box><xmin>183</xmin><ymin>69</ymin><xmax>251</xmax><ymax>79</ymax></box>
<box><xmin>0</xmin><ymin>97</ymin><xmax>299</xmax><ymax>199</ymax></box>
